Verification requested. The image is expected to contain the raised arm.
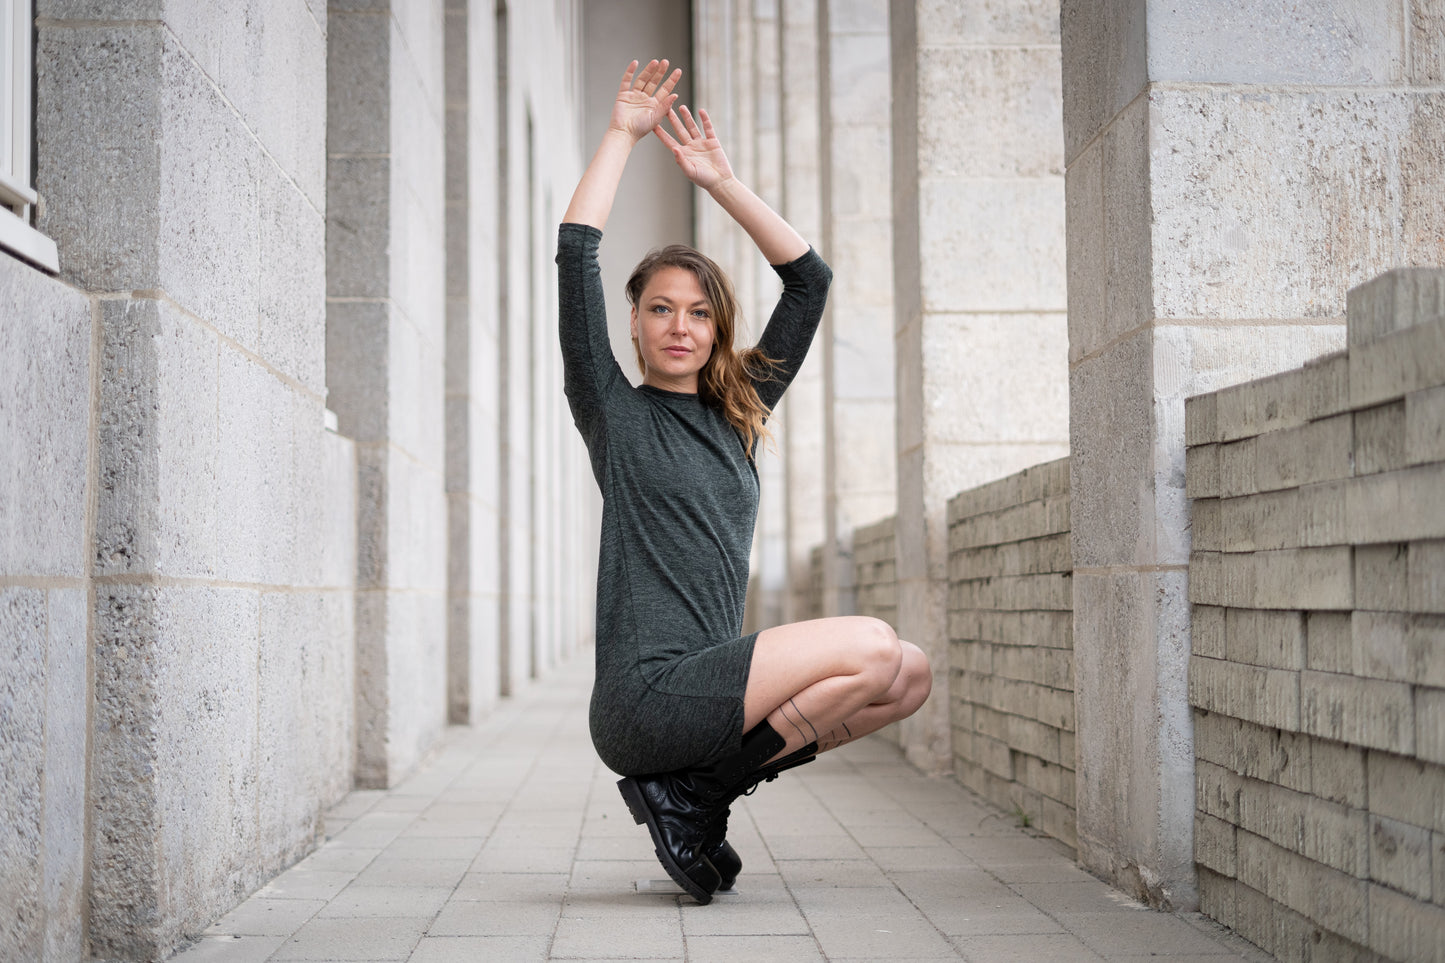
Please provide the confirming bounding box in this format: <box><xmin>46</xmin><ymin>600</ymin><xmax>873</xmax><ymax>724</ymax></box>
<box><xmin>563</xmin><ymin>60</ymin><xmax>681</xmax><ymax>229</ymax></box>
<box><xmin>655</xmin><ymin>105</ymin><xmax>809</xmax><ymax>265</ymax></box>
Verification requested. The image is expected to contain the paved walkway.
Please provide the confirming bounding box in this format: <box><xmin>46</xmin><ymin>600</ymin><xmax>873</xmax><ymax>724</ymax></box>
<box><xmin>176</xmin><ymin>655</ymin><xmax>1270</xmax><ymax>962</ymax></box>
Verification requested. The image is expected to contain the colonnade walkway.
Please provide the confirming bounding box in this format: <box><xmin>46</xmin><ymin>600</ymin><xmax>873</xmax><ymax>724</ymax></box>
<box><xmin>176</xmin><ymin>655</ymin><xmax>1270</xmax><ymax>962</ymax></box>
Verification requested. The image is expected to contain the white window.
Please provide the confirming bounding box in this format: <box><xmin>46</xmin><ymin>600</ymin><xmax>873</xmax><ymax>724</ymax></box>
<box><xmin>0</xmin><ymin>0</ymin><xmax>57</xmax><ymax>272</ymax></box>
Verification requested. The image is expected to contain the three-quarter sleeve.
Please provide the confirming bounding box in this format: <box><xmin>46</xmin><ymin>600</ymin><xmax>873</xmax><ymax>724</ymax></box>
<box><xmin>752</xmin><ymin>248</ymin><xmax>833</xmax><ymax>412</ymax></box>
<box><xmin>556</xmin><ymin>222</ymin><xmax>625</xmax><ymax>444</ymax></box>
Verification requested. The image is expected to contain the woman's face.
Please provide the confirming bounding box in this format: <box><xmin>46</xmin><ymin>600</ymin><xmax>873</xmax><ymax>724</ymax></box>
<box><xmin>630</xmin><ymin>265</ymin><xmax>716</xmax><ymax>393</ymax></box>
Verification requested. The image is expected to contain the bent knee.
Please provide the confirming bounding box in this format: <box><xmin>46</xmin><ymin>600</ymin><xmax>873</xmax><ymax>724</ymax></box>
<box><xmin>849</xmin><ymin>616</ymin><xmax>902</xmax><ymax>686</ymax></box>
<box><xmin>901</xmin><ymin>641</ymin><xmax>932</xmax><ymax>708</ymax></box>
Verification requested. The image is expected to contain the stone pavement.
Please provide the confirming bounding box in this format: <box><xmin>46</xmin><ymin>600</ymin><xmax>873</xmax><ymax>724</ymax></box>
<box><xmin>174</xmin><ymin>656</ymin><xmax>1271</xmax><ymax>962</ymax></box>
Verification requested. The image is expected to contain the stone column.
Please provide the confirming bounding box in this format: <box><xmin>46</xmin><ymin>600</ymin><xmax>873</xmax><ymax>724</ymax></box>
<box><xmin>778</xmin><ymin>0</ymin><xmax>827</xmax><ymax>622</ymax></box>
<box><xmin>1062</xmin><ymin>0</ymin><xmax>1443</xmax><ymax>909</ymax></box>
<box><xmin>444</xmin><ymin>0</ymin><xmax>503</xmax><ymax>723</ymax></box>
<box><xmin>747</xmin><ymin>4</ymin><xmax>791</xmax><ymax>632</ymax></box>
<box><xmin>36</xmin><ymin>0</ymin><xmax>350</xmax><ymax>955</ymax></box>
<box><xmin>818</xmin><ymin>0</ymin><xmax>895</xmax><ymax>618</ymax></box>
<box><xmin>328</xmin><ymin>2</ymin><xmax>450</xmax><ymax>786</ymax></box>
<box><xmin>891</xmin><ymin>1</ymin><xmax>1071</xmax><ymax>771</ymax></box>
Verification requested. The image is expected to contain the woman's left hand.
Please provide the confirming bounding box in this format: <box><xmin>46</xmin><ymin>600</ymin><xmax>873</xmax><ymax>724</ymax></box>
<box><xmin>656</xmin><ymin>106</ymin><xmax>736</xmax><ymax>192</ymax></box>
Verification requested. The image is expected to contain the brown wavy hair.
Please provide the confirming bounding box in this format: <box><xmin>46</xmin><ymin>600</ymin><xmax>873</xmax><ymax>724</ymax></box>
<box><xmin>626</xmin><ymin>245</ymin><xmax>777</xmax><ymax>456</ymax></box>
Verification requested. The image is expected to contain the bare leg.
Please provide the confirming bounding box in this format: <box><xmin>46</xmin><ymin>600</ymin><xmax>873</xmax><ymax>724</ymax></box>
<box><xmin>743</xmin><ymin>617</ymin><xmax>931</xmax><ymax>763</ymax></box>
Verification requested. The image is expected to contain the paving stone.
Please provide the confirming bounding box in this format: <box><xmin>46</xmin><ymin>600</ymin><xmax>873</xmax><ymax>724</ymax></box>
<box><xmin>406</xmin><ymin>936</ymin><xmax>551</xmax><ymax>962</ymax></box>
<box><xmin>952</xmin><ymin>932</ymin><xmax>1104</xmax><ymax>961</ymax></box>
<box><xmin>204</xmin><ymin>899</ymin><xmax>326</xmax><ymax>937</ymax></box>
<box><xmin>269</xmin><ymin>916</ymin><xmax>427</xmax><ymax>960</ymax></box>
<box><xmin>683</xmin><ymin>935</ymin><xmax>823</xmax><ymax>962</ymax></box>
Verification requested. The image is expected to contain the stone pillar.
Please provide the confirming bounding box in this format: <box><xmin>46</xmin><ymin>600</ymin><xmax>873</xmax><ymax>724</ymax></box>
<box><xmin>328</xmin><ymin>2</ymin><xmax>449</xmax><ymax>786</ymax></box>
<box><xmin>35</xmin><ymin>0</ymin><xmax>350</xmax><ymax>955</ymax></box>
<box><xmin>745</xmin><ymin>4</ymin><xmax>790</xmax><ymax>632</ymax></box>
<box><xmin>818</xmin><ymin>0</ymin><xmax>895</xmax><ymax>618</ymax></box>
<box><xmin>1062</xmin><ymin>0</ymin><xmax>1442</xmax><ymax>909</ymax></box>
<box><xmin>778</xmin><ymin>0</ymin><xmax>827</xmax><ymax>623</ymax></box>
<box><xmin>444</xmin><ymin>0</ymin><xmax>503</xmax><ymax>723</ymax></box>
<box><xmin>891</xmin><ymin>1</ymin><xmax>1071</xmax><ymax>772</ymax></box>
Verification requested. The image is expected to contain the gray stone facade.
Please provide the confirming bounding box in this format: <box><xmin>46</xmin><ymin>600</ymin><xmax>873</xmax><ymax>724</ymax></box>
<box><xmin>3</xmin><ymin>1</ymin><xmax>591</xmax><ymax>958</ymax></box>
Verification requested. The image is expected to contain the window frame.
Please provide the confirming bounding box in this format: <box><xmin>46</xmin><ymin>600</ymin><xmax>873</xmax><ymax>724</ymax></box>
<box><xmin>0</xmin><ymin>0</ymin><xmax>58</xmax><ymax>272</ymax></box>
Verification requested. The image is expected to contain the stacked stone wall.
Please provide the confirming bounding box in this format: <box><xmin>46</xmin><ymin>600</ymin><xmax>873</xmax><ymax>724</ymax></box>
<box><xmin>946</xmin><ymin>458</ymin><xmax>1076</xmax><ymax>850</ymax></box>
<box><xmin>1185</xmin><ymin>269</ymin><xmax>1445</xmax><ymax>962</ymax></box>
<box><xmin>853</xmin><ymin>516</ymin><xmax>898</xmax><ymax>630</ymax></box>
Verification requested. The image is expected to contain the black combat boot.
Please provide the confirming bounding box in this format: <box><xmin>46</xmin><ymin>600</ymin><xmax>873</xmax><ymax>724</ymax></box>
<box><xmin>616</xmin><ymin>721</ymin><xmax>788</xmax><ymax>904</ymax></box>
<box><xmin>703</xmin><ymin>741</ymin><xmax>819</xmax><ymax>891</ymax></box>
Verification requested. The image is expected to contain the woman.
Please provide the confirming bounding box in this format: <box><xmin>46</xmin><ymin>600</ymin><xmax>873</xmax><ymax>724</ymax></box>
<box><xmin>557</xmin><ymin>60</ymin><xmax>931</xmax><ymax>904</ymax></box>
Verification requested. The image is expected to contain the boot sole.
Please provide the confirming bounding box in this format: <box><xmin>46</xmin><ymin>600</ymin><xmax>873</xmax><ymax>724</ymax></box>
<box><xmin>616</xmin><ymin>777</ymin><xmax>716</xmax><ymax>905</ymax></box>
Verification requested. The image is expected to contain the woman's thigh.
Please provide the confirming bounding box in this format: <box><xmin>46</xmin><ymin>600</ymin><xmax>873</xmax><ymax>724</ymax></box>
<box><xmin>742</xmin><ymin>616</ymin><xmax>901</xmax><ymax>730</ymax></box>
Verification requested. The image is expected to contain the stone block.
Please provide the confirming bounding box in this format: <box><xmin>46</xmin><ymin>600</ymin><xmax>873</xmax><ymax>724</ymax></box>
<box><xmin>89</xmin><ymin>584</ymin><xmax>262</xmax><ymax>959</ymax></box>
<box><xmin>1298</xmin><ymin>479</ymin><xmax>1348</xmax><ymax>547</ymax></box>
<box><xmin>1149</xmin><ymin>85</ymin><xmax>1429</xmax><ymax>327</ymax></box>
<box><xmin>258</xmin><ymin>590</ymin><xmax>354</xmax><ymax>869</ymax></box>
<box><xmin>1193</xmin><ymin>547</ymin><xmax>1353</xmax><ymax>611</ymax></box>
<box><xmin>1188</xmin><ymin>655</ymin><xmax>1300</xmax><ymax>731</ymax></box>
<box><xmin>918</xmin><ymin>45</ymin><xmax>1063</xmax><ymax>179</ymax></box>
<box><xmin>1254</xmin><ymin>414</ymin><xmax>1353</xmax><ymax>492</ymax></box>
<box><xmin>1353</xmin><ymin>611</ymin><xmax>1445</xmax><ymax>687</ymax></box>
<box><xmin>1351</xmin><ymin>317</ymin><xmax>1445</xmax><ymax>409</ymax></box>
<box><xmin>1406</xmin><ymin>383</ymin><xmax>1445</xmax><ymax>465</ymax></box>
<box><xmin>1192</xmin><ymin>604</ymin><xmax>1226</xmax><ymax>659</ymax></box>
<box><xmin>1192</xmin><ymin>708</ymin><xmax>1235</xmax><ymax>766</ymax></box>
<box><xmin>1225</xmin><ymin>607</ymin><xmax>1304</xmax><ymax>670</ymax></box>
<box><xmin>258</xmin><ymin>161</ymin><xmax>327</xmax><ymax>394</ymax></box>
<box><xmin>1355</xmin><ymin>543</ymin><xmax>1409</xmax><ymax>612</ymax></box>
<box><xmin>1</xmin><ymin>588</ymin><xmax>46</xmax><ymax>961</ymax></box>
<box><xmin>1305</xmin><ymin>351</ymin><xmax>1352</xmax><ymax>421</ymax></box>
<box><xmin>1193</xmin><ymin>497</ymin><xmax>1222</xmax><ymax>552</ymax></box>
<box><xmin>1195</xmin><ymin>812</ymin><xmax>1237</xmax><ymax>876</ymax></box>
<box><xmin>1185</xmin><ymin>443</ymin><xmax>1220</xmax><ymax>498</ymax></box>
<box><xmin>1367</xmin><ymin>882</ymin><xmax>1445</xmax><ymax>963</ymax></box>
<box><xmin>1410</xmin><ymin>540</ymin><xmax>1445</xmax><ymax>614</ymax></box>
<box><xmin>1238</xmin><ymin>779</ymin><xmax>1367</xmax><ymax>877</ymax></box>
<box><xmin>327</xmin><ymin>156</ymin><xmax>391</xmax><ymax>298</ymax></box>
<box><xmin>1069</xmin><ymin>332</ymin><xmax>1153</xmax><ymax>567</ymax></box>
<box><xmin>1310</xmin><ymin>736</ymin><xmax>1367</xmax><ymax>809</ymax></box>
<box><xmin>217</xmin><ymin>347</ymin><xmax>296</xmax><ymax>586</ymax></box>
<box><xmin>1147</xmin><ymin>0</ymin><xmax>1405</xmax><ymax>85</ymax></box>
<box><xmin>1198</xmin><ymin>867</ymin><xmax>1238</xmax><ymax>931</ymax></box>
<box><xmin>1220</xmin><ymin>488</ymin><xmax>1300</xmax><ymax>553</ymax></box>
<box><xmin>1186</xmin><ymin>392</ymin><xmax>1218</xmax><ymax>446</ymax></box>
<box><xmin>1418</xmin><ymin>687</ymin><xmax>1445</xmax><ymax>766</ymax></box>
<box><xmin>1059</xmin><ymin>0</ymin><xmax>1147</xmax><ymax>162</ymax></box>
<box><xmin>1305</xmin><ymin>611</ymin><xmax>1353</xmax><ymax>674</ymax></box>
<box><xmin>1232</xmin><ymin>881</ymin><xmax>1278</xmax><ymax>957</ymax></box>
<box><xmin>1237</xmin><ymin>829</ymin><xmax>1370</xmax><ymax>943</ymax></box>
<box><xmin>1368</xmin><ymin>750</ymin><xmax>1445</xmax><ymax>832</ymax></box>
<box><xmin>36</xmin><ymin>23</ymin><xmax>164</xmax><ymax>294</ymax></box>
<box><xmin>1370</xmin><ymin>814</ymin><xmax>1433</xmax><ymax>900</ymax></box>
<box><xmin>43</xmin><ymin>588</ymin><xmax>88</xmax><ymax>960</ymax></box>
<box><xmin>1234</xmin><ymin>718</ymin><xmax>1311</xmax><ymax>794</ymax></box>
<box><xmin>327</xmin><ymin>10</ymin><xmax>391</xmax><ymax>155</ymax></box>
<box><xmin>1218</xmin><ymin>438</ymin><xmax>1256</xmax><ymax>497</ymax></box>
<box><xmin>918</xmin><ymin>178</ymin><xmax>1066</xmax><ymax>312</ymax></box>
<box><xmin>0</xmin><ymin>257</ymin><xmax>93</xmax><ymax>579</ymax></box>
<box><xmin>1355</xmin><ymin>401</ymin><xmax>1407</xmax><ymax>476</ymax></box>
<box><xmin>917</xmin><ymin>312</ymin><xmax>1069</xmax><ymax>446</ymax></box>
<box><xmin>1064</xmin><ymin>133</ymin><xmax>1105</xmax><ymax>365</ymax></box>
<box><xmin>1301</xmin><ymin>671</ymin><xmax>1414</xmax><ymax>754</ymax></box>
<box><xmin>1346</xmin><ymin>267</ymin><xmax>1445</xmax><ymax>348</ymax></box>
<box><xmin>95</xmin><ymin>299</ymin><xmax>220</xmax><ymax>580</ymax></box>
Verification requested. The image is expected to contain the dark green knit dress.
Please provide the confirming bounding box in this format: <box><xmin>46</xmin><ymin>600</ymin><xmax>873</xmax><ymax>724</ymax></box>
<box><xmin>556</xmin><ymin>222</ymin><xmax>832</xmax><ymax>776</ymax></box>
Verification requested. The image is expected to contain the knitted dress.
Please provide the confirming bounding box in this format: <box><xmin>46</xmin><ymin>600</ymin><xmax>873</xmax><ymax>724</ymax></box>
<box><xmin>555</xmin><ymin>222</ymin><xmax>832</xmax><ymax>776</ymax></box>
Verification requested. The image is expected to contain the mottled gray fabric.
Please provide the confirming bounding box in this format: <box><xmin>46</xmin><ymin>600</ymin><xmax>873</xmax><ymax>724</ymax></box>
<box><xmin>556</xmin><ymin>222</ymin><xmax>832</xmax><ymax>775</ymax></box>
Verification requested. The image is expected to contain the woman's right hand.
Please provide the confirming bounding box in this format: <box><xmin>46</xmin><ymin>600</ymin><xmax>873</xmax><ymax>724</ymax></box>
<box><xmin>609</xmin><ymin>60</ymin><xmax>682</xmax><ymax>142</ymax></box>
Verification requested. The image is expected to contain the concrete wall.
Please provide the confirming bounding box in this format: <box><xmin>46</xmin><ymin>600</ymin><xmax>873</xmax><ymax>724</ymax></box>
<box><xmin>0</xmin><ymin>255</ymin><xmax>94</xmax><ymax>962</ymax></box>
<box><xmin>1062</xmin><ymin>0</ymin><xmax>1443</xmax><ymax>909</ymax></box>
<box><xmin>29</xmin><ymin>1</ymin><xmax>355</xmax><ymax>956</ymax></box>
<box><xmin>948</xmin><ymin>458</ymin><xmax>1076</xmax><ymax>850</ymax></box>
<box><xmin>1186</xmin><ymin>269</ymin><xmax>1445</xmax><ymax>962</ymax></box>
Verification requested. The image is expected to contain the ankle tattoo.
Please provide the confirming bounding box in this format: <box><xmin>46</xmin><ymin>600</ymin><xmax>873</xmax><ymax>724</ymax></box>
<box><xmin>778</xmin><ymin>699</ymin><xmax>820</xmax><ymax>744</ymax></box>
